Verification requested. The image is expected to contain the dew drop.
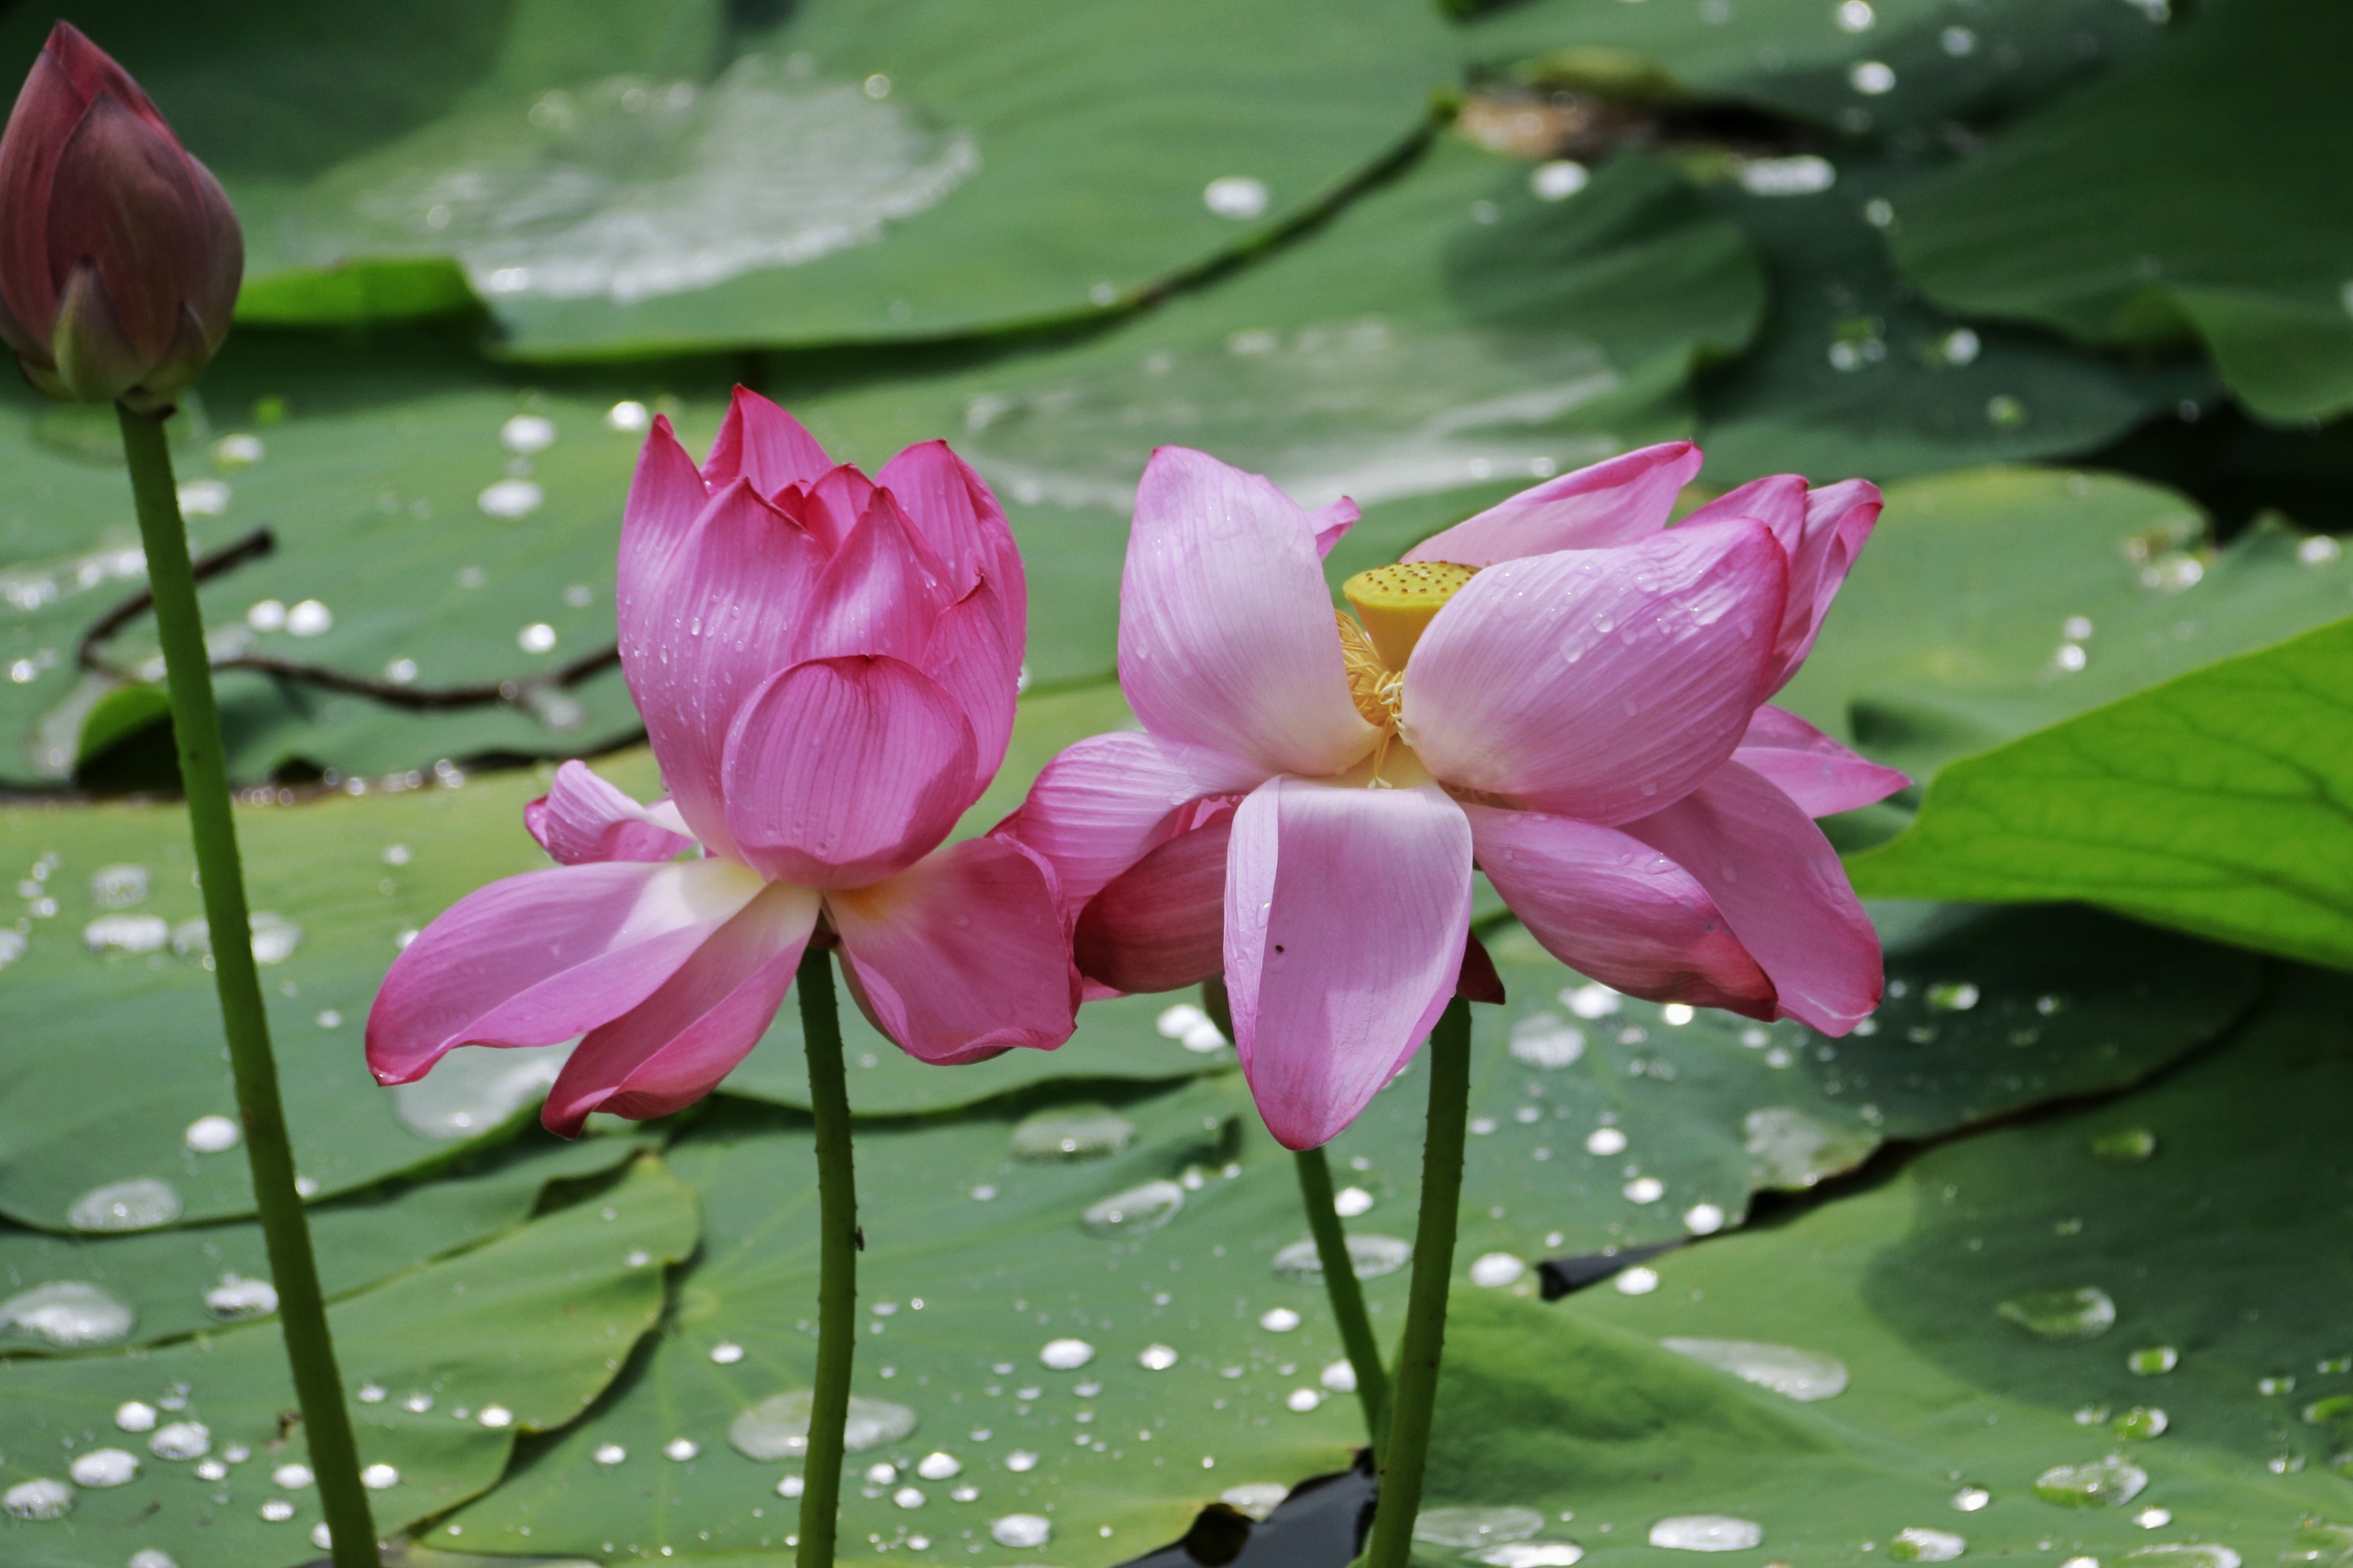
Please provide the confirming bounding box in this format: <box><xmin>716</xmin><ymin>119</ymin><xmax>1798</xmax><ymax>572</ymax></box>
<box><xmin>3</xmin><ymin>1478</ymin><xmax>73</xmax><ymax>1520</ymax></box>
<box><xmin>1082</xmin><ymin>1180</ymin><xmax>1184</xmax><ymax>1237</ymax></box>
<box><xmin>1997</xmin><ymin>1286</ymin><xmax>2116</xmax><ymax>1342</ymax></box>
<box><xmin>993</xmin><ymin>1514</ymin><xmax>1052</xmax><ymax>1548</ymax></box>
<box><xmin>205</xmin><ymin>1275</ymin><xmax>279</xmax><ymax>1320</ymax></box>
<box><xmin>68</xmin><ymin>1448</ymin><xmax>139</xmax><ymax>1488</ymax></box>
<box><xmin>1011</xmin><ymin>1105</ymin><xmax>1134</xmax><ymax>1161</ymax></box>
<box><xmin>1470</xmin><ymin>1253</ymin><xmax>1527</xmax><ymax>1288</ymax></box>
<box><xmin>150</xmin><ymin>1421</ymin><xmax>211</xmax><ymax>1461</ymax></box>
<box><xmin>1222</xmin><ymin>1482</ymin><xmax>1289</xmax><ymax>1522</ymax></box>
<box><xmin>1649</xmin><ymin>1516</ymin><xmax>1763</xmax><ymax>1551</ymax></box>
<box><xmin>727</xmin><ymin>1390</ymin><xmax>917</xmax><ymax>1458</ymax></box>
<box><xmin>2032</xmin><ymin>1455</ymin><xmax>2147</xmax><ymax>1507</ymax></box>
<box><xmin>2094</xmin><ymin>1129</ymin><xmax>2157</xmax><ymax>1161</ymax></box>
<box><xmin>1138</xmin><ymin>1344</ymin><xmax>1179</xmax><ymax>1371</ymax></box>
<box><xmin>1891</xmin><ymin>1527</ymin><xmax>1967</xmax><ymax>1561</ymax></box>
<box><xmin>2</xmin><ymin>1281</ymin><xmax>135</xmax><ymax>1347</ymax></box>
<box><xmin>1419</xmin><ymin>1507</ymin><xmax>1547</xmax><ymax>1548</ymax></box>
<box><xmin>184</xmin><ymin>1114</ymin><xmax>241</xmax><ymax>1153</ymax></box>
<box><xmin>1271</xmin><ymin>1233</ymin><xmax>1411</xmax><ymax>1281</ymax></box>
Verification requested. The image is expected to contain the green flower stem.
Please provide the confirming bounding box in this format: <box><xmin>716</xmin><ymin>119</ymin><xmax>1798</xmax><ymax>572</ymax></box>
<box><xmin>796</xmin><ymin>942</ymin><xmax>858</xmax><ymax>1568</ymax></box>
<box><xmin>1202</xmin><ymin>976</ymin><xmax>1394</xmax><ymax>1456</ymax></box>
<box><xmin>115</xmin><ymin>404</ymin><xmax>378</xmax><ymax>1568</ymax></box>
<box><xmin>1363</xmin><ymin>996</ymin><xmax>1474</xmax><ymax>1568</ymax></box>
<box><xmin>1291</xmin><ymin>1143</ymin><xmax>1392</xmax><ymax>1458</ymax></box>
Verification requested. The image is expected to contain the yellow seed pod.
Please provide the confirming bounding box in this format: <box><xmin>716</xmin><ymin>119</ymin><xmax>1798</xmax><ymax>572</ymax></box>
<box><xmin>1340</xmin><ymin>561</ymin><xmax>1478</xmax><ymax>670</ymax></box>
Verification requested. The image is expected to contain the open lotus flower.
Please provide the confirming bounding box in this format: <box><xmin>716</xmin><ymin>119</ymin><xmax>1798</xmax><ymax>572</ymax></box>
<box><xmin>0</xmin><ymin>23</ymin><xmax>240</xmax><ymax>407</ymax></box>
<box><xmin>1001</xmin><ymin>442</ymin><xmax>1905</xmax><ymax>1149</ymax></box>
<box><xmin>367</xmin><ymin>391</ymin><xmax>1078</xmax><ymax>1135</ymax></box>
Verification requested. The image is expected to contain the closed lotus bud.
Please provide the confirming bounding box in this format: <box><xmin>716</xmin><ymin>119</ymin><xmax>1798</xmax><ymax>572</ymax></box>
<box><xmin>0</xmin><ymin>23</ymin><xmax>240</xmax><ymax>409</ymax></box>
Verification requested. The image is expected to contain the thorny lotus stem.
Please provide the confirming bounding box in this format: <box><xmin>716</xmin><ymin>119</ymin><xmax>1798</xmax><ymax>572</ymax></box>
<box><xmin>1292</xmin><ymin>1144</ymin><xmax>1393</xmax><ymax>1458</ymax></box>
<box><xmin>1363</xmin><ymin>996</ymin><xmax>1474</xmax><ymax>1568</ymax></box>
<box><xmin>115</xmin><ymin>404</ymin><xmax>380</xmax><ymax>1568</ymax></box>
<box><xmin>797</xmin><ymin>942</ymin><xmax>858</xmax><ymax>1568</ymax></box>
<box><xmin>1203</xmin><ymin>976</ymin><xmax>1393</xmax><ymax>1458</ymax></box>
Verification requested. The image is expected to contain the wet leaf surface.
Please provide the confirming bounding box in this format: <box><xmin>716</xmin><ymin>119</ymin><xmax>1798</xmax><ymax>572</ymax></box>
<box><xmin>0</xmin><ymin>0</ymin><xmax>1454</xmax><ymax>355</ymax></box>
<box><xmin>1424</xmin><ymin>963</ymin><xmax>2353</xmax><ymax>1568</ymax></box>
<box><xmin>0</xmin><ymin>1158</ymin><xmax>696</xmax><ymax>1567</ymax></box>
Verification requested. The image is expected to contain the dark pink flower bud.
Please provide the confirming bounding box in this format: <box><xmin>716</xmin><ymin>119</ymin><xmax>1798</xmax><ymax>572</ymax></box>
<box><xmin>0</xmin><ymin>23</ymin><xmax>240</xmax><ymax>408</ymax></box>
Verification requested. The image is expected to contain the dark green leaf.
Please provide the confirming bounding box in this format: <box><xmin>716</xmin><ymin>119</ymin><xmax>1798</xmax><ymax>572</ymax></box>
<box><xmin>1453</xmin><ymin>0</ymin><xmax>2166</xmax><ymax>136</ymax></box>
<box><xmin>1695</xmin><ymin>152</ymin><xmax>2214</xmax><ymax>486</ymax></box>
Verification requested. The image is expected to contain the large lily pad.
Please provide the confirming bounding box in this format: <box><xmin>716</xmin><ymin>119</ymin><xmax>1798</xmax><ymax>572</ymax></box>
<box><xmin>1886</xmin><ymin>0</ymin><xmax>2353</xmax><ymax>423</ymax></box>
<box><xmin>437</xmin><ymin>893</ymin><xmax>2253</xmax><ymax>1566</ymax></box>
<box><xmin>1774</xmin><ymin>466</ymin><xmax>2353</xmax><ymax>788</ymax></box>
<box><xmin>1850</xmin><ymin>616</ymin><xmax>2353</xmax><ymax>973</ymax></box>
<box><xmin>1694</xmin><ymin>150</ymin><xmax>2214</xmax><ymax>486</ymax></box>
<box><xmin>0</xmin><ymin>1156</ymin><xmax>696</xmax><ymax>1568</ymax></box>
<box><xmin>1453</xmin><ymin>0</ymin><xmax>2168</xmax><ymax>137</ymax></box>
<box><xmin>7</xmin><ymin>0</ymin><xmax>1454</xmax><ymax>354</ymax></box>
<box><xmin>787</xmin><ymin>136</ymin><xmax>1765</xmax><ymax>637</ymax></box>
<box><xmin>1421</xmin><ymin>963</ymin><xmax>2353</xmax><ymax>1568</ymax></box>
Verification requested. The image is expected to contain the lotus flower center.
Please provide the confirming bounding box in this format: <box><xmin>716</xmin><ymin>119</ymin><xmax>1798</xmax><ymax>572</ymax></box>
<box><xmin>1341</xmin><ymin>562</ymin><xmax>1477</xmax><ymax>670</ymax></box>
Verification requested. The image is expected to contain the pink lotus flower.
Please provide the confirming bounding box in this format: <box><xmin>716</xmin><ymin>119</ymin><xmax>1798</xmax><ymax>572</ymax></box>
<box><xmin>1003</xmin><ymin>442</ymin><xmax>1905</xmax><ymax>1149</ymax></box>
<box><xmin>368</xmin><ymin>391</ymin><xmax>1078</xmax><ymax>1135</ymax></box>
<box><xmin>0</xmin><ymin>23</ymin><xmax>241</xmax><ymax>407</ymax></box>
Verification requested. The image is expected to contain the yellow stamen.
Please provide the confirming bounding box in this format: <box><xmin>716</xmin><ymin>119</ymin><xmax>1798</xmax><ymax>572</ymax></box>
<box><xmin>1341</xmin><ymin>561</ymin><xmax>1479</xmax><ymax>670</ymax></box>
<box><xmin>1336</xmin><ymin>611</ymin><xmax>1398</xmax><ymax>729</ymax></box>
